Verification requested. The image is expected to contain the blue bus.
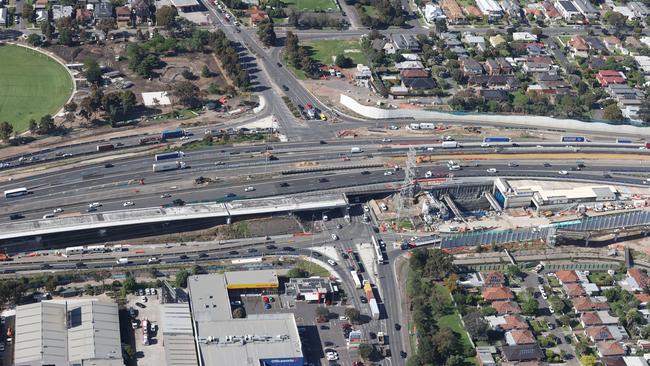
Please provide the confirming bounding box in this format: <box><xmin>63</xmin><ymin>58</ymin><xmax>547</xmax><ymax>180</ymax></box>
<box><xmin>561</xmin><ymin>136</ymin><xmax>586</xmax><ymax>143</ymax></box>
<box><xmin>160</xmin><ymin>128</ymin><xmax>185</xmax><ymax>140</ymax></box>
<box><xmin>483</xmin><ymin>136</ymin><xmax>512</xmax><ymax>143</ymax></box>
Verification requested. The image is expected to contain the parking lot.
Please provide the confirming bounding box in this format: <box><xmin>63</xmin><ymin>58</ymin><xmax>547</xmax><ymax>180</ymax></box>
<box><xmin>241</xmin><ymin>293</ymin><xmax>362</xmax><ymax>365</ymax></box>
<box><xmin>127</xmin><ymin>287</ymin><xmax>164</xmax><ymax>366</ymax></box>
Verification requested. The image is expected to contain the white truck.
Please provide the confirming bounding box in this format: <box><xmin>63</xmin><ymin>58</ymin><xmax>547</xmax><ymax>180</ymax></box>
<box><xmin>350</xmin><ymin>147</ymin><xmax>362</xmax><ymax>153</ymax></box>
<box><xmin>377</xmin><ymin>331</ymin><xmax>386</xmax><ymax>345</ymax></box>
<box><xmin>152</xmin><ymin>161</ymin><xmax>186</xmax><ymax>172</ymax></box>
<box><xmin>441</xmin><ymin>141</ymin><xmax>458</xmax><ymax>149</ymax></box>
<box><xmin>116</xmin><ymin>258</ymin><xmax>130</xmax><ymax>265</ymax></box>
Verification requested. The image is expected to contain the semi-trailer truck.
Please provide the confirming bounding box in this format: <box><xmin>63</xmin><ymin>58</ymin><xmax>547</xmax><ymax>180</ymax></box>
<box><xmin>155</xmin><ymin>151</ymin><xmax>185</xmax><ymax>161</ymax></box>
<box><xmin>152</xmin><ymin>161</ymin><xmax>186</xmax><ymax>172</ymax></box>
<box><xmin>160</xmin><ymin>128</ymin><xmax>185</xmax><ymax>140</ymax></box>
<box><xmin>441</xmin><ymin>141</ymin><xmax>458</xmax><ymax>148</ymax></box>
<box><xmin>116</xmin><ymin>258</ymin><xmax>129</xmax><ymax>265</ymax></box>
<box><xmin>96</xmin><ymin>143</ymin><xmax>115</xmax><ymax>152</ymax></box>
<box><xmin>350</xmin><ymin>147</ymin><xmax>362</xmax><ymax>153</ymax></box>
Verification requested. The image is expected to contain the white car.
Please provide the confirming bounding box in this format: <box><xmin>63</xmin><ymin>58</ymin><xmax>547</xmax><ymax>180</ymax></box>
<box><xmin>326</xmin><ymin>352</ymin><xmax>339</xmax><ymax>361</ymax></box>
<box><xmin>148</xmin><ymin>257</ymin><xmax>160</xmax><ymax>264</ymax></box>
<box><xmin>384</xmin><ymin>171</ymin><xmax>394</xmax><ymax>176</ymax></box>
<box><xmin>481</xmin><ymin>142</ymin><xmax>490</xmax><ymax>148</ymax></box>
<box><xmin>363</xmin><ymin>205</ymin><xmax>369</xmax><ymax>212</ymax></box>
<box><xmin>486</xmin><ymin>168</ymin><xmax>497</xmax><ymax>174</ymax></box>
<box><xmin>327</xmin><ymin>259</ymin><xmax>337</xmax><ymax>266</ymax></box>
<box><xmin>123</xmin><ymin>201</ymin><xmax>135</xmax><ymax>207</ymax></box>
<box><xmin>389</xmin><ymin>125</ymin><xmax>399</xmax><ymax>130</ymax></box>
<box><xmin>558</xmin><ymin>170</ymin><xmax>569</xmax><ymax>175</ymax></box>
<box><xmin>381</xmin><ymin>138</ymin><xmax>392</xmax><ymax>143</ymax></box>
<box><xmin>244</xmin><ymin>186</ymin><xmax>255</xmax><ymax>192</ymax></box>
<box><xmin>339</xmin><ymin>316</ymin><xmax>348</xmax><ymax>320</ymax></box>
<box><xmin>160</xmin><ymin>193</ymin><xmax>171</xmax><ymax>198</ymax></box>
<box><xmin>536</xmin><ymin>145</ymin><xmax>544</xmax><ymax>149</ymax></box>
<box><xmin>542</xmin><ymin>292</ymin><xmax>548</xmax><ymax>300</ymax></box>
<box><xmin>142</xmin><ymin>296</ymin><xmax>147</xmax><ymax>302</ymax></box>
<box><xmin>331</xmin><ymin>234</ymin><xmax>339</xmax><ymax>241</ymax></box>
<box><xmin>180</xmin><ymin>136</ymin><xmax>190</xmax><ymax>140</ymax></box>
<box><xmin>425</xmin><ymin>171</ymin><xmax>433</xmax><ymax>178</ymax></box>
<box><xmin>88</xmin><ymin>202</ymin><xmax>102</xmax><ymax>208</ymax></box>
<box><xmin>53</xmin><ymin>208</ymin><xmax>63</xmax><ymax>213</ymax></box>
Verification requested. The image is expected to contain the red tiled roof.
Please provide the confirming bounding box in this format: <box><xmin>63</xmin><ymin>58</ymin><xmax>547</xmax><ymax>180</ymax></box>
<box><xmin>556</xmin><ymin>270</ymin><xmax>579</xmax><ymax>284</ymax></box>
<box><xmin>542</xmin><ymin>2</ymin><xmax>560</xmax><ymax>18</ymax></box>
<box><xmin>400</xmin><ymin>69</ymin><xmax>429</xmax><ymax>78</ymax></box>
<box><xmin>634</xmin><ymin>293</ymin><xmax>650</xmax><ymax>304</ymax></box>
<box><xmin>482</xmin><ymin>271</ymin><xmax>506</xmax><ymax>287</ymax></box>
<box><xmin>508</xmin><ymin>329</ymin><xmax>536</xmax><ymax>345</ymax></box>
<box><xmin>569</xmin><ymin>36</ymin><xmax>589</xmax><ymax>51</ymax></box>
<box><xmin>492</xmin><ymin>301</ymin><xmax>521</xmax><ymax>315</ymax></box>
<box><xmin>597</xmin><ymin>341</ymin><xmax>625</xmax><ymax>356</ymax></box>
<box><xmin>564</xmin><ymin>283</ymin><xmax>587</xmax><ymax>297</ymax></box>
<box><xmin>580</xmin><ymin>312</ymin><xmax>602</xmax><ymax>326</ymax></box>
<box><xmin>628</xmin><ymin>268</ymin><xmax>649</xmax><ymax>288</ymax></box>
<box><xmin>573</xmin><ymin>296</ymin><xmax>610</xmax><ymax>312</ymax></box>
<box><xmin>482</xmin><ymin>286</ymin><xmax>514</xmax><ymax>302</ymax></box>
<box><xmin>596</xmin><ymin>70</ymin><xmax>626</xmax><ymax>86</ymax></box>
<box><xmin>465</xmin><ymin>5</ymin><xmax>483</xmax><ymax>16</ymax></box>
<box><xmin>586</xmin><ymin>326</ymin><xmax>614</xmax><ymax>341</ymax></box>
<box><xmin>503</xmin><ymin>315</ymin><xmax>529</xmax><ymax>330</ymax></box>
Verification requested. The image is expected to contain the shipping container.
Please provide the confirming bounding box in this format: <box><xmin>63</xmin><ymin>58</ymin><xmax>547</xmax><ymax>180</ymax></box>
<box><xmin>369</xmin><ymin>298</ymin><xmax>380</xmax><ymax>319</ymax></box>
<box><xmin>139</xmin><ymin>136</ymin><xmax>161</xmax><ymax>145</ymax></box>
<box><xmin>96</xmin><ymin>143</ymin><xmax>115</xmax><ymax>152</ymax></box>
<box><xmin>351</xmin><ymin>270</ymin><xmax>362</xmax><ymax>289</ymax></box>
<box><xmin>152</xmin><ymin>161</ymin><xmax>186</xmax><ymax>172</ymax></box>
<box><xmin>160</xmin><ymin>128</ymin><xmax>185</xmax><ymax>140</ymax></box>
<box><xmin>155</xmin><ymin>151</ymin><xmax>184</xmax><ymax>161</ymax></box>
<box><xmin>441</xmin><ymin>141</ymin><xmax>458</xmax><ymax>148</ymax></box>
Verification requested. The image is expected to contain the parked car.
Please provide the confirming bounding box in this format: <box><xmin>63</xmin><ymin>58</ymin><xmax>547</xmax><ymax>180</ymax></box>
<box><xmin>135</xmin><ymin>302</ymin><xmax>146</xmax><ymax>308</ymax></box>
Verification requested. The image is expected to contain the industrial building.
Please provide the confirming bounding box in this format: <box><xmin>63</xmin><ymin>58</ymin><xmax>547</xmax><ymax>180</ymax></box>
<box><xmin>476</xmin><ymin>0</ymin><xmax>504</xmax><ymax>19</ymax></box>
<box><xmin>14</xmin><ymin>299</ymin><xmax>122</xmax><ymax>366</ymax></box>
<box><xmin>285</xmin><ymin>277</ymin><xmax>336</xmax><ymax>303</ymax></box>
<box><xmin>160</xmin><ymin>303</ymin><xmax>199</xmax><ymax>366</ymax></box>
<box><xmin>187</xmin><ymin>272</ymin><xmax>304</xmax><ymax>366</ymax></box>
<box><xmin>494</xmin><ymin>179</ymin><xmax>618</xmax><ymax>211</ymax></box>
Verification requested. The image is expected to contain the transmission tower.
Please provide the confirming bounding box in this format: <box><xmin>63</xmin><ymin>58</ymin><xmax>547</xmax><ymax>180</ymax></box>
<box><xmin>397</xmin><ymin>146</ymin><xmax>419</xmax><ymax>220</ymax></box>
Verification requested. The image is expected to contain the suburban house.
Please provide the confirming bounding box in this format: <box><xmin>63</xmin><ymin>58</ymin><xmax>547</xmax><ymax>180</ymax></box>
<box><xmin>505</xmin><ymin>329</ymin><xmax>536</xmax><ymax>345</ymax></box>
<box><xmin>423</xmin><ymin>3</ymin><xmax>446</xmax><ymax>22</ymax></box>
<box><xmin>542</xmin><ymin>1</ymin><xmax>561</xmax><ymax>19</ymax></box>
<box><xmin>597</xmin><ymin>341</ymin><xmax>627</xmax><ymax>357</ymax></box>
<box><xmin>513</xmin><ymin>32</ymin><xmax>537</xmax><ymax>41</ymax></box>
<box><xmin>569</xmin><ymin>36</ymin><xmax>589</xmax><ymax>58</ymax></box>
<box><xmin>481</xmin><ymin>272</ymin><xmax>506</xmax><ymax>287</ymax></box>
<box><xmin>391</xmin><ymin>34</ymin><xmax>421</xmax><ymax>52</ymax></box>
<box><xmin>94</xmin><ymin>2</ymin><xmax>114</xmax><ymax>20</ymax></box>
<box><xmin>440</xmin><ymin>0</ymin><xmax>466</xmax><ymax>23</ymax></box>
<box><xmin>491</xmin><ymin>301</ymin><xmax>521</xmax><ymax>315</ymax></box>
<box><xmin>580</xmin><ymin>311</ymin><xmax>620</xmax><ymax>327</ymax></box>
<box><xmin>484</xmin><ymin>58</ymin><xmax>512</xmax><ymax>75</ymax></box>
<box><xmin>489</xmin><ymin>35</ymin><xmax>507</xmax><ymax>47</ymax></box>
<box><xmin>556</xmin><ymin>270</ymin><xmax>580</xmax><ymax>285</ymax></box>
<box><xmin>482</xmin><ymin>286</ymin><xmax>515</xmax><ymax>302</ymax></box>
<box><xmin>564</xmin><ymin>283</ymin><xmax>587</xmax><ymax>298</ymax></box>
<box><xmin>116</xmin><ymin>6</ymin><xmax>131</xmax><ymax>27</ymax></box>
<box><xmin>586</xmin><ymin>326</ymin><xmax>615</xmax><ymax>342</ymax></box>
<box><xmin>500</xmin><ymin>344</ymin><xmax>544</xmax><ymax>362</ymax></box>
<box><xmin>476</xmin><ymin>0</ymin><xmax>504</xmax><ymax>20</ymax></box>
<box><xmin>247</xmin><ymin>6</ymin><xmax>269</xmax><ymax>25</ymax></box>
<box><xmin>596</xmin><ymin>70</ymin><xmax>626</xmax><ymax>87</ymax></box>
<box><xmin>468</xmin><ymin>75</ymin><xmax>520</xmax><ymax>89</ymax></box>
<box><xmin>573</xmin><ymin>296</ymin><xmax>611</xmax><ymax>312</ymax></box>
<box><xmin>555</xmin><ymin>0</ymin><xmax>579</xmax><ymax>20</ymax></box>
<box><xmin>479</xmin><ymin>89</ymin><xmax>509</xmax><ymax>101</ymax></box>
<box><xmin>626</xmin><ymin>268</ymin><xmax>649</xmax><ymax>292</ymax></box>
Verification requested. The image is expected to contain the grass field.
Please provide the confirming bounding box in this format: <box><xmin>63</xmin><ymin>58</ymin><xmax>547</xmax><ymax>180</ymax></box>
<box><xmin>283</xmin><ymin>0</ymin><xmax>337</xmax><ymax>11</ymax></box>
<box><xmin>0</xmin><ymin>44</ymin><xmax>73</xmax><ymax>131</ymax></box>
<box><xmin>304</xmin><ymin>39</ymin><xmax>368</xmax><ymax>66</ymax></box>
<box><xmin>436</xmin><ymin>285</ymin><xmax>478</xmax><ymax>365</ymax></box>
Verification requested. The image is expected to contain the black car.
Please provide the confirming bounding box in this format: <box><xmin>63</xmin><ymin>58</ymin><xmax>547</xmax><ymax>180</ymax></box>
<box><xmin>104</xmin><ymin>163</ymin><xmax>114</xmax><ymax>168</ymax></box>
<box><xmin>41</xmin><ymin>263</ymin><xmax>52</xmax><ymax>269</ymax></box>
<box><xmin>179</xmin><ymin>254</ymin><xmax>188</xmax><ymax>260</ymax></box>
<box><xmin>229</xmin><ymin>250</ymin><xmax>239</xmax><ymax>255</ymax></box>
<box><xmin>543</xmin><ymin>162</ymin><xmax>552</xmax><ymax>167</ymax></box>
<box><xmin>225</xmin><ymin>193</ymin><xmax>237</xmax><ymax>198</ymax></box>
<box><xmin>318</xmin><ymin>178</ymin><xmax>329</xmax><ymax>183</ymax></box>
<box><xmin>361</xmin><ymin>171</ymin><xmax>371</xmax><ymax>175</ymax></box>
<box><xmin>128</xmin><ymin>307</ymin><xmax>138</xmax><ymax>318</ymax></box>
<box><xmin>603</xmin><ymin>173</ymin><xmax>612</xmax><ymax>178</ymax></box>
<box><xmin>394</xmin><ymin>323</ymin><xmax>401</xmax><ymax>331</ymax></box>
<box><xmin>320</xmin><ymin>325</ymin><xmax>329</xmax><ymax>330</ymax></box>
<box><xmin>319</xmin><ymin>140</ymin><xmax>327</xmax><ymax>144</ymax></box>
<box><xmin>135</xmin><ymin>302</ymin><xmax>146</xmax><ymax>308</ymax></box>
<box><xmin>247</xmin><ymin>248</ymin><xmax>258</xmax><ymax>253</ymax></box>
<box><xmin>75</xmin><ymin>262</ymin><xmax>86</xmax><ymax>268</ymax></box>
<box><xmin>266</xmin><ymin>245</ymin><xmax>277</xmax><ymax>250</ymax></box>
<box><xmin>400</xmin><ymin>351</ymin><xmax>407</xmax><ymax>358</ymax></box>
<box><xmin>282</xmin><ymin>85</ymin><xmax>289</xmax><ymax>91</ymax></box>
<box><xmin>86</xmin><ymin>207</ymin><xmax>97</xmax><ymax>213</ymax></box>
<box><xmin>282</xmin><ymin>246</ymin><xmax>295</xmax><ymax>251</ymax></box>
<box><xmin>312</xmin><ymin>252</ymin><xmax>321</xmax><ymax>257</ymax></box>
<box><xmin>277</xmin><ymin>62</ymin><xmax>282</xmax><ymax>67</ymax></box>
<box><xmin>280</xmin><ymin>182</ymin><xmax>290</xmax><ymax>187</ymax></box>
<box><xmin>360</xmin><ymin>296</ymin><xmax>367</xmax><ymax>303</ymax></box>
<box><xmin>9</xmin><ymin>213</ymin><xmax>24</xmax><ymax>220</ymax></box>
<box><xmin>198</xmin><ymin>253</ymin><xmax>209</xmax><ymax>258</ymax></box>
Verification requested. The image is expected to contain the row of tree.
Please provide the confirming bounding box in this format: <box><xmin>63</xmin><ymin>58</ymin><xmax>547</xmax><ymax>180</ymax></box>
<box><xmin>284</xmin><ymin>31</ymin><xmax>320</xmax><ymax>77</ymax></box>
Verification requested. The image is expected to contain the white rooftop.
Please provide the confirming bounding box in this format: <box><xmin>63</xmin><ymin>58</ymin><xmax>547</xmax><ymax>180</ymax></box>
<box><xmin>141</xmin><ymin>91</ymin><xmax>171</xmax><ymax>106</ymax></box>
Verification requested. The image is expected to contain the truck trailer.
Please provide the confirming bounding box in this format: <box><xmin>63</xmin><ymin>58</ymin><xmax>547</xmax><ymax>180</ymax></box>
<box><xmin>155</xmin><ymin>151</ymin><xmax>185</xmax><ymax>161</ymax></box>
<box><xmin>152</xmin><ymin>161</ymin><xmax>186</xmax><ymax>172</ymax></box>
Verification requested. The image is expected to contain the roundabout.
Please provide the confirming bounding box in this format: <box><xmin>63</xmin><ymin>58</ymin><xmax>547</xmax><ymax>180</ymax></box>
<box><xmin>0</xmin><ymin>43</ymin><xmax>74</xmax><ymax>131</ymax></box>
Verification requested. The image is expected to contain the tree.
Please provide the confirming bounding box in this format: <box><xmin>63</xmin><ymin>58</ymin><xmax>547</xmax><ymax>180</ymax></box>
<box><xmin>0</xmin><ymin>121</ymin><xmax>13</xmax><ymax>141</ymax></box>
<box><xmin>423</xmin><ymin>249</ymin><xmax>454</xmax><ymax>281</ymax></box>
<box><xmin>96</xmin><ymin>18</ymin><xmax>116</xmax><ymax>37</ymax></box>
<box><xmin>531</xmin><ymin>26</ymin><xmax>542</xmax><ymax>37</ymax></box>
<box><xmin>432</xmin><ymin>328</ymin><xmax>459</xmax><ymax>359</ymax></box>
<box><xmin>191</xmin><ymin>264</ymin><xmax>202</xmax><ymax>275</ymax></box>
<box><xmin>41</xmin><ymin>21</ymin><xmax>54</xmax><ymax>41</ymax></box>
<box><xmin>358</xmin><ymin>343</ymin><xmax>374</xmax><ymax>361</ymax></box>
<box><xmin>45</xmin><ymin>275</ymin><xmax>58</xmax><ymax>293</ymax></box>
<box><xmin>181</xmin><ymin>70</ymin><xmax>195</xmax><ymax>80</ymax></box>
<box><xmin>443</xmin><ymin>273</ymin><xmax>459</xmax><ymax>294</ymax></box>
<box><xmin>344</xmin><ymin>307</ymin><xmax>361</xmax><ymax>324</ymax></box>
<box><xmin>175</xmin><ymin>269</ymin><xmax>190</xmax><ymax>288</ymax></box>
<box><xmin>315</xmin><ymin>306</ymin><xmax>329</xmax><ymax>318</ymax></box>
<box><xmin>287</xmin><ymin>267</ymin><xmax>309</xmax><ymax>278</ymax></box>
<box><xmin>22</xmin><ymin>3</ymin><xmax>34</xmax><ymax>21</ymax></box>
<box><xmin>37</xmin><ymin>114</ymin><xmax>55</xmax><ymax>135</ymax></box>
<box><xmin>522</xmin><ymin>297</ymin><xmax>539</xmax><ymax>316</ymax></box>
<box><xmin>122</xmin><ymin>343</ymin><xmax>136</xmax><ymax>361</ymax></box>
<box><xmin>171</xmin><ymin>81</ymin><xmax>201</xmax><ymax>108</ymax></box>
<box><xmin>603</xmin><ymin>104</ymin><xmax>624</xmax><ymax>121</ymax></box>
<box><xmin>335</xmin><ymin>54</ymin><xmax>354</xmax><ymax>68</ymax></box>
<box><xmin>26</xmin><ymin>33</ymin><xmax>41</xmax><ymax>46</ymax></box>
<box><xmin>156</xmin><ymin>5</ymin><xmax>178</xmax><ymax>28</ymax></box>
<box><xmin>506</xmin><ymin>265</ymin><xmax>522</xmax><ymax>279</ymax></box>
<box><xmin>580</xmin><ymin>355</ymin><xmax>597</xmax><ymax>366</ymax></box>
<box><xmin>256</xmin><ymin>20</ymin><xmax>276</xmax><ymax>47</ymax></box>
<box><xmin>64</xmin><ymin>101</ymin><xmax>77</xmax><ymax>113</ymax></box>
<box><xmin>463</xmin><ymin>310</ymin><xmax>489</xmax><ymax>341</ymax></box>
<box><xmin>548</xmin><ymin>297</ymin><xmax>566</xmax><ymax>314</ymax></box>
<box><xmin>28</xmin><ymin>119</ymin><xmax>37</xmax><ymax>134</ymax></box>
<box><xmin>445</xmin><ymin>355</ymin><xmax>465</xmax><ymax>366</ymax></box>
<box><xmin>232</xmin><ymin>307</ymin><xmax>246</xmax><ymax>318</ymax></box>
<box><xmin>201</xmin><ymin>65</ymin><xmax>211</xmax><ymax>78</ymax></box>
<box><xmin>123</xmin><ymin>275</ymin><xmax>137</xmax><ymax>293</ymax></box>
<box><xmin>84</xmin><ymin>58</ymin><xmax>103</xmax><ymax>85</ymax></box>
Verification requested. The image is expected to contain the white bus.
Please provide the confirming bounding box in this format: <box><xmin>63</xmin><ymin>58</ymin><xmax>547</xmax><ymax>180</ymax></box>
<box><xmin>4</xmin><ymin>187</ymin><xmax>28</xmax><ymax>198</ymax></box>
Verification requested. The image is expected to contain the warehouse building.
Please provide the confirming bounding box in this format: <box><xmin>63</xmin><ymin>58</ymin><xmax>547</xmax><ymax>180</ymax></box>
<box><xmin>160</xmin><ymin>303</ymin><xmax>199</xmax><ymax>366</ymax></box>
<box><xmin>188</xmin><ymin>272</ymin><xmax>304</xmax><ymax>366</ymax></box>
<box><xmin>14</xmin><ymin>299</ymin><xmax>122</xmax><ymax>366</ymax></box>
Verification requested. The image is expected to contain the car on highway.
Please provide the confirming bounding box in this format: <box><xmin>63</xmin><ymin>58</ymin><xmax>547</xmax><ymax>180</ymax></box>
<box><xmin>53</xmin><ymin>208</ymin><xmax>63</xmax><ymax>213</ymax></box>
<box><xmin>543</xmin><ymin>162</ymin><xmax>552</xmax><ymax>167</ymax></box>
<box><xmin>225</xmin><ymin>193</ymin><xmax>237</xmax><ymax>198</ymax></box>
<box><xmin>360</xmin><ymin>296</ymin><xmax>367</xmax><ymax>303</ymax></box>
<box><xmin>280</xmin><ymin>182</ymin><xmax>290</xmax><ymax>187</ymax></box>
<box><xmin>318</xmin><ymin>178</ymin><xmax>329</xmax><ymax>183</ymax></box>
<box><xmin>312</xmin><ymin>252</ymin><xmax>321</xmax><ymax>257</ymax></box>
<box><xmin>282</xmin><ymin>85</ymin><xmax>289</xmax><ymax>91</ymax></box>
<box><xmin>148</xmin><ymin>257</ymin><xmax>160</xmax><ymax>264</ymax></box>
<box><xmin>331</xmin><ymin>234</ymin><xmax>339</xmax><ymax>240</ymax></box>
<box><xmin>214</xmin><ymin>161</ymin><xmax>225</xmax><ymax>166</ymax></box>
<box><xmin>228</xmin><ymin>250</ymin><xmax>239</xmax><ymax>255</ymax></box>
<box><xmin>88</xmin><ymin>202</ymin><xmax>102</xmax><ymax>208</ymax></box>
<box><xmin>384</xmin><ymin>171</ymin><xmax>393</xmax><ymax>176</ymax></box>
<box><xmin>41</xmin><ymin>263</ymin><xmax>52</xmax><ymax>269</ymax></box>
<box><xmin>283</xmin><ymin>246</ymin><xmax>294</xmax><ymax>251</ymax></box>
<box><xmin>381</xmin><ymin>138</ymin><xmax>392</xmax><ymax>142</ymax></box>
<box><xmin>247</xmin><ymin>248</ymin><xmax>258</xmax><ymax>253</ymax></box>
<box><xmin>198</xmin><ymin>252</ymin><xmax>209</xmax><ymax>258</ymax></box>
<box><xmin>135</xmin><ymin>302</ymin><xmax>146</xmax><ymax>308</ymax></box>
<box><xmin>536</xmin><ymin>145</ymin><xmax>544</xmax><ymax>149</ymax></box>
<box><xmin>86</xmin><ymin>207</ymin><xmax>97</xmax><ymax>213</ymax></box>
<box><xmin>277</xmin><ymin>62</ymin><xmax>282</xmax><ymax>67</ymax></box>
<box><xmin>486</xmin><ymin>168</ymin><xmax>497</xmax><ymax>174</ymax></box>
<box><xmin>179</xmin><ymin>254</ymin><xmax>188</xmax><ymax>260</ymax></box>
<box><xmin>123</xmin><ymin>201</ymin><xmax>135</xmax><ymax>207</ymax></box>
<box><xmin>43</xmin><ymin>213</ymin><xmax>55</xmax><ymax>219</ymax></box>
<box><xmin>394</xmin><ymin>323</ymin><xmax>401</xmax><ymax>331</ymax></box>
<box><xmin>327</xmin><ymin>259</ymin><xmax>337</xmax><ymax>266</ymax></box>
<box><xmin>266</xmin><ymin>245</ymin><xmax>277</xmax><ymax>250</ymax></box>
<box><xmin>507</xmin><ymin>162</ymin><xmax>518</xmax><ymax>167</ymax></box>
<box><xmin>160</xmin><ymin>193</ymin><xmax>171</xmax><ymax>198</ymax></box>
<box><xmin>326</xmin><ymin>352</ymin><xmax>339</xmax><ymax>361</ymax></box>
<box><xmin>9</xmin><ymin>214</ymin><xmax>24</xmax><ymax>220</ymax></box>
<box><xmin>244</xmin><ymin>186</ymin><xmax>255</xmax><ymax>192</ymax></box>
<box><xmin>558</xmin><ymin>170</ymin><xmax>569</xmax><ymax>175</ymax></box>
<box><xmin>400</xmin><ymin>351</ymin><xmax>407</xmax><ymax>358</ymax></box>
<box><xmin>480</xmin><ymin>142</ymin><xmax>490</xmax><ymax>148</ymax></box>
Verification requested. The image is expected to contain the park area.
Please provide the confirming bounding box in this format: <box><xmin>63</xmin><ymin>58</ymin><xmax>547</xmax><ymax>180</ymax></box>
<box><xmin>304</xmin><ymin>40</ymin><xmax>368</xmax><ymax>67</ymax></box>
<box><xmin>283</xmin><ymin>0</ymin><xmax>337</xmax><ymax>11</ymax></box>
<box><xmin>0</xmin><ymin>44</ymin><xmax>73</xmax><ymax>131</ymax></box>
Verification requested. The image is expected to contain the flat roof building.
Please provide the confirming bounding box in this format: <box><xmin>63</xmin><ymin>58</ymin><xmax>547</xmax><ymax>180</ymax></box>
<box><xmin>160</xmin><ymin>303</ymin><xmax>199</xmax><ymax>366</ymax></box>
<box><xmin>476</xmin><ymin>0</ymin><xmax>503</xmax><ymax>18</ymax></box>
<box><xmin>15</xmin><ymin>300</ymin><xmax>122</xmax><ymax>366</ymax></box>
<box><xmin>285</xmin><ymin>277</ymin><xmax>335</xmax><ymax>302</ymax></box>
<box><xmin>188</xmin><ymin>273</ymin><xmax>304</xmax><ymax>366</ymax></box>
<box><xmin>225</xmin><ymin>269</ymin><xmax>279</xmax><ymax>290</ymax></box>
